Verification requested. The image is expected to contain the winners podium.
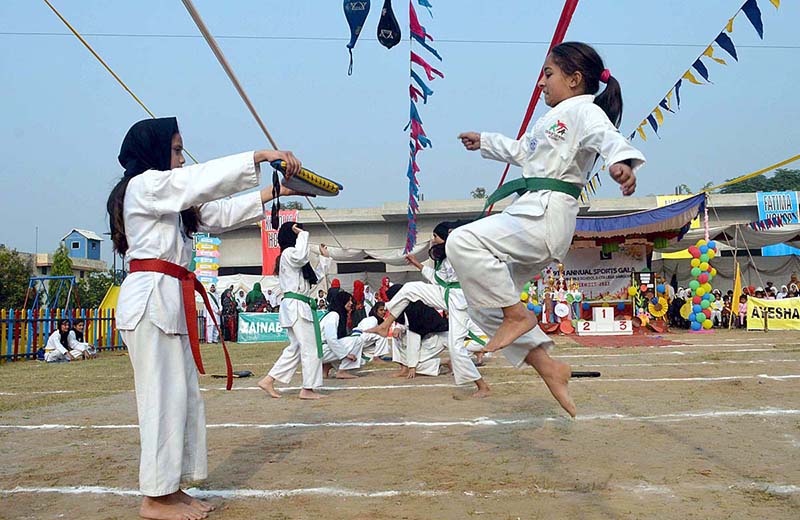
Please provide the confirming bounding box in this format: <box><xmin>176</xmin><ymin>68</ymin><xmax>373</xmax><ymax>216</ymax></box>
<box><xmin>577</xmin><ymin>307</ymin><xmax>632</xmax><ymax>336</ymax></box>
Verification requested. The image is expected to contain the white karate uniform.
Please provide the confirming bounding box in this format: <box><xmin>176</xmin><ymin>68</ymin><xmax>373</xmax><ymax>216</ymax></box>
<box><xmin>204</xmin><ymin>290</ymin><xmax>221</xmax><ymax>343</ymax></box>
<box><xmin>356</xmin><ymin>316</ymin><xmax>392</xmax><ymax>360</ymax></box>
<box><xmin>267</xmin><ymin>231</ymin><xmax>332</xmax><ymax>389</ymax></box>
<box><xmin>463</xmin><ymin>318</ymin><xmax>487</xmax><ymax>354</ymax></box>
<box><xmin>67</xmin><ymin>330</ymin><xmax>96</xmax><ymax>357</ymax></box>
<box><xmin>319</xmin><ymin>311</ymin><xmax>364</xmax><ymax>371</ymax></box>
<box><xmin>43</xmin><ymin>330</ymin><xmax>82</xmax><ymax>362</ymax></box>
<box><xmin>116</xmin><ymin>151</ymin><xmax>265</xmax><ymax>496</ymax></box>
<box><xmin>385</xmin><ymin>259</ymin><xmax>483</xmax><ymax>385</ymax></box>
<box><xmin>447</xmin><ymin>95</ymin><xmax>645</xmax><ymax>366</ymax></box>
<box><xmin>391</xmin><ymin>324</ymin><xmax>446</xmax><ymax>376</ymax></box>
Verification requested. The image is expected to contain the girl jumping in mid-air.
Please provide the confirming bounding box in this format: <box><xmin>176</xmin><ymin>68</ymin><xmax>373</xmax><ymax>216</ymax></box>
<box><xmin>451</xmin><ymin>42</ymin><xmax>645</xmax><ymax>416</ymax></box>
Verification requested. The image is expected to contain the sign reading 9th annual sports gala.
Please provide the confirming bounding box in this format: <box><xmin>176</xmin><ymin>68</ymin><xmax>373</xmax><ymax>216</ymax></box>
<box><xmin>757</xmin><ymin>191</ymin><xmax>800</xmax><ymax>256</ymax></box>
<box><xmin>193</xmin><ymin>234</ymin><xmax>221</xmax><ymax>288</ymax></box>
<box><xmin>746</xmin><ymin>297</ymin><xmax>800</xmax><ymax>331</ymax></box>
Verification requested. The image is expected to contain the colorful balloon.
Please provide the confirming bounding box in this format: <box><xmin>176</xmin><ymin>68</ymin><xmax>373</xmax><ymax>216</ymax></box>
<box><xmin>699</xmin><ymin>262</ymin><xmax>709</xmax><ymax>271</ymax></box>
<box><xmin>691</xmin><ymin>258</ymin><xmax>700</xmax><ymax>267</ymax></box>
<box><xmin>696</xmin><ymin>239</ymin><xmax>707</xmax><ymax>247</ymax></box>
<box><xmin>707</xmin><ymin>249</ymin><xmax>716</xmax><ymax>259</ymax></box>
<box><xmin>702</xmin><ymin>319</ymin><xmax>713</xmax><ymax>329</ymax></box>
<box><xmin>689</xmin><ymin>280</ymin><xmax>700</xmax><ymax>290</ymax></box>
<box><xmin>628</xmin><ymin>286</ymin><xmax>638</xmax><ymax>297</ymax></box>
<box><xmin>692</xmin><ymin>296</ymin><xmax>701</xmax><ymax>305</ymax></box>
<box><xmin>688</xmin><ymin>246</ymin><xmax>701</xmax><ymax>258</ymax></box>
<box><xmin>698</xmin><ymin>273</ymin><xmax>709</xmax><ymax>284</ymax></box>
<box><xmin>657</xmin><ymin>284</ymin><xmax>665</xmax><ymax>294</ymax></box>
<box><xmin>533</xmin><ymin>304</ymin><xmax>543</xmax><ymax>314</ymax></box>
<box><xmin>701</xmin><ymin>300</ymin><xmax>710</xmax><ymax>309</ymax></box>
<box><xmin>520</xmin><ymin>292</ymin><xmax>529</xmax><ymax>302</ymax></box>
<box><xmin>527</xmin><ymin>302</ymin><xmax>535</xmax><ymax>311</ymax></box>
<box><xmin>700</xmin><ymin>253</ymin><xmax>709</xmax><ymax>263</ymax></box>
<box><xmin>691</xmin><ymin>321</ymin><xmax>702</xmax><ymax>331</ymax></box>
<box><xmin>696</xmin><ymin>287</ymin><xmax>706</xmax><ymax>296</ymax></box>
<box><xmin>693</xmin><ymin>304</ymin><xmax>702</xmax><ymax>313</ymax></box>
<box><xmin>691</xmin><ymin>267</ymin><xmax>701</xmax><ymax>277</ymax></box>
<box><xmin>696</xmin><ymin>312</ymin><xmax>706</xmax><ymax>323</ymax></box>
<box><xmin>707</xmin><ymin>240</ymin><xmax>717</xmax><ymax>250</ymax></box>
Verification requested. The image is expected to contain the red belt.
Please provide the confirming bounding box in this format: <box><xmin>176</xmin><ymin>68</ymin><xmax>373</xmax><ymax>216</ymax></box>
<box><xmin>129</xmin><ymin>259</ymin><xmax>233</xmax><ymax>390</ymax></box>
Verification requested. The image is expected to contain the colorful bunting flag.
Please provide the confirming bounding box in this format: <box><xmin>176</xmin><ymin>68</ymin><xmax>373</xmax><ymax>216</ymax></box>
<box><xmin>405</xmin><ymin>0</ymin><xmax>443</xmax><ymax>252</ymax></box>
<box><xmin>629</xmin><ymin>0</ymin><xmax>778</xmax><ymax>143</ymax></box>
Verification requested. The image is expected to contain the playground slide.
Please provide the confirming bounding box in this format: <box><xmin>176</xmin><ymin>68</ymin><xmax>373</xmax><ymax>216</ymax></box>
<box><xmin>99</xmin><ymin>285</ymin><xmax>120</xmax><ymax>312</ymax></box>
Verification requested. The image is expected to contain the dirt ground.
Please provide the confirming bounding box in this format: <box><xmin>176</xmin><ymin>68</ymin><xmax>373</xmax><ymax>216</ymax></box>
<box><xmin>1</xmin><ymin>329</ymin><xmax>799</xmax><ymax>519</ymax></box>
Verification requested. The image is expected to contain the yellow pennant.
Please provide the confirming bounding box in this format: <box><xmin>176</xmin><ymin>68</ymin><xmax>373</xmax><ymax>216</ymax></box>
<box><xmin>704</xmin><ymin>46</ymin><xmax>727</xmax><ymax>65</ymax></box>
<box><xmin>636</xmin><ymin>126</ymin><xmax>647</xmax><ymax>141</ymax></box>
<box><xmin>726</xmin><ymin>17</ymin><xmax>734</xmax><ymax>33</ymax></box>
<box><xmin>770</xmin><ymin>0</ymin><xmax>780</xmax><ymax>8</ymax></box>
<box><xmin>682</xmin><ymin>70</ymin><xmax>703</xmax><ymax>85</ymax></box>
<box><xmin>665</xmin><ymin>90</ymin><xmax>674</xmax><ymax>110</ymax></box>
<box><xmin>653</xmin><ymin>106</ymin><xmax>664</xmax><ymax>125</ymax></box>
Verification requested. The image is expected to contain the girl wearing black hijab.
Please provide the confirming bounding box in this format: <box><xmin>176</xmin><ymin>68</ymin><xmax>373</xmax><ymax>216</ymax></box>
<box><xmin>44</xmin><ymin>319</ymin><xmax>79</xmax><ymax>362</ymax></box>
<box><xmin>110</xmin><ymin>117</ymin><xmax>306</xmax><ymax>519</ymax></box>
<box><xmin>367</xmin><ymin>221</ymin><xmax>491</xmax><ymax>397</ymax></box>
<box><xmin>258</xmin><ymin>221</ymin><xmax>333</xmax><ymax>400</ymax></box>
<box><xmin>319</xmin><ymin>290</ymin><xmax>364</xmax><ymax>379</ymax></box>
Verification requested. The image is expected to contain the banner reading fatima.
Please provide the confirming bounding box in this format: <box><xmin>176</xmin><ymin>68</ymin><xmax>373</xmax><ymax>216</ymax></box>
<box><xmin>746</xmin><ymin>296</ymin><xmax>800</xmax><ymax>331</ymax></box>
<box><xmin>757</xmin><ymin>191</ymin><xmax>800</xmax><ymax>256</ymax></box>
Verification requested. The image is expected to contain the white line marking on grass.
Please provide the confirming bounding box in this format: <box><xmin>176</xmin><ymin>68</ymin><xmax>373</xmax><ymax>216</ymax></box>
<box><xmin>1</xmin><ymin>481</ymin><xmax>798</xmax><ymax>499</ymax></box>
<box><xmin>3</xmin><ymin>408</ymin><xmax>799</xmax><ymax>431</ymax></box>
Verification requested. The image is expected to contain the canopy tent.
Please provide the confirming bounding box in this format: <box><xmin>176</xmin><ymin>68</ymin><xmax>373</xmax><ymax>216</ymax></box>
<box><xmin>660</xmin><ymin>224</ymin><xmax>800</xmax><ymax>252</ymax></box>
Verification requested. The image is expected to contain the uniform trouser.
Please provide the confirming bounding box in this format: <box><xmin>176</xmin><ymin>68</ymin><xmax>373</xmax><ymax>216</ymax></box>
<box><xmin>393</xmin><ymin>330</ymin><xmax>446</xmax><ymax>376</ymax></box>
<box><xmin>267</xmin><ymin>318</ymin><xmax>323</xmax><ymax>389</ymax></box>
<box><xmin>120</xmin><ymin>318</ymin><xmax>206</xmax><ymax>496</ymax></box>
<box><xmin>386</xmin><ymin>282</ymin><xmax>482</xmax><ymax>385</ymax></box>
<box><xmin>321</xmin><ymin>335</ymin><xmax>364</xmax><ymax>371</ymax></box>
<box><xmin>360</xmin><ymin>333</ymin><xmax>392</xmax><ymax>361</ymax></box>
<box><xmin>447</xmin><ymin>211</ymin><xmax>562</xmax><ymax>368</ymax></box>
<box><xmin>204</xmin><ymin>311</ymin><xmax>220</xmax><ymax>343</ymax></box>
<box><xmin>44</xmin><ymin>349</ymin><xmax>81</xmax><ymax>362</ymax></box>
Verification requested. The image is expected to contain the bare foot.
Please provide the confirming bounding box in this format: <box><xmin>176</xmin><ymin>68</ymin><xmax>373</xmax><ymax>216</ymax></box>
<box><xmin>140</xmin><ymin>495</ymin><xmax>207</xmax><ymax>520</ymax></box>
<box><xmin>484</xmin><ymin>302</ymin><xmax>537</xmax><ymax>352</ymax></box>
<box><xmin>471</xmin><ymin>379</ymin><xmax>491</xmax><ymax>398</ymax></box>
<box><xmin>526</xmin><ymin>349</ymin><xmax>576</xmax><ymax>418</ymax></box>
<box><xmin>322</xmin><ymin>363</ymin><xmax>333</xmax><ymax>378</ymax></box>
<box><xmin>475</xmin><ymin>352</ymin><xmax>485</xmax><ymax>366</ymax></box>
<box><xmin>299</xmin><ymin>388</ymin><xmax>328</xmax><ymax>400</ymax></box>
<box><xmin>257</xmin><ymin>376</ymin><xmax>281</xmax><ymax>398</ymax></box>
<box><xmin>335</xmin><ymin>370</ymin><xmax>358</xmax><ymax>379</ymax></box>
<box><xmin>389</xmin><ymin>367</ymin><xmax>409</xmax><ymax>378</ymax></box>
<box><xmin>174</xmin><ymin>490</ymin><xmax>215</xmax><ymax>513</ymax></box>
<box><xmin>365</xmin><ymin>322</ymin><xmax>392</xmax><ymax>338</ymax></box>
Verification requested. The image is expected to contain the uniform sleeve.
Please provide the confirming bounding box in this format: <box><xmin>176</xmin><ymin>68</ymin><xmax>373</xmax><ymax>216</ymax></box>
<box><xmin>480</xmin><ymin>132</ymin><xmax>531</xmax><ymax>166</ymax></box>
<box><xmin>135</xmin><ymin>152</ymin><xmax>261</xmax><ymax>217</ymax></box>
<box><xmin>315</xmin><ymin>255</ymin><xmax>333</xmax><ymax>280</ymax></box>
<box><xmin>47</xmin><ymin>332</ymin><xmax>68</xmax><ymax>355</ymax></box>
<box><xmin>284</xmin><ymin>231</ymin><xmax>310</xmax><ymax>268</ymax></box>
<box><xmin>198</xmin><ymin>191</ymin><xmax>264</xmax><ymax>233</ymax></box>
<box><xmin>421</xmin><ymin>265</ymin><xmax>436</xmax><ymax>284</ymax></box>
<box><xmin>580</xmin><ymin>116</ymin><xmax>646</xmax><ymax>173</ymax></box>
<box><xmin>322</xmin><ymin>313</ymin><xmax>349</xmax><ymax>359</ymax></box>
<box><xmin>67</xmin><ymin>331</ymin><xmax>83</xmax><ymax>350</ymax></box>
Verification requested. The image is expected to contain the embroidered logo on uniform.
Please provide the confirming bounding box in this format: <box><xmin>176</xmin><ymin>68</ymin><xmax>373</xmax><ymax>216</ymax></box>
<box><xmin>528</xmin><ymin>138</ymin><xmax>538</xmax><ymax>154</ymax></box>
<box><xmin>546</xmin><ymin>120</ymin><xmax>568</xmax><ymax>141</ymax></box>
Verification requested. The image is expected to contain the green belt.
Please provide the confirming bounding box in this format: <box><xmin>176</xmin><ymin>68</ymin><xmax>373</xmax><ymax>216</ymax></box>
<box><xmin>284</xmin><ymin>291</ymin><xmax>323</xmax><ymax>358</ymax></box>
<box><xmin>467</xmin><ymin>331</ymin><xmax>487</xmax><ymax>347</ymax></box>
<box><xmin>434</xmin><ymin>273</ymin><xmax>461</xmax><ymax>308</ymax></box>
<box><xmin>482</xmin><ymin>177</ymin><xmax>582</xmax><ymax>216</ymax></box>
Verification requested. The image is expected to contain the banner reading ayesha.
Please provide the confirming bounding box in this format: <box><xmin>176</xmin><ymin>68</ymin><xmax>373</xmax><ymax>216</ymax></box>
<box><xmin>746</xmin><ymin>296</ymin><xmax>800</xmax><ymax>331</ymax></box>
<box><xmin>260</xmin><ymin>210</ymin><xmax>299</xmax><ymax>275</ymax></box>
<box><xmin>551</xmin><ymin>245</ymin><xmax>647</xmax><ymax>299</ymax></box>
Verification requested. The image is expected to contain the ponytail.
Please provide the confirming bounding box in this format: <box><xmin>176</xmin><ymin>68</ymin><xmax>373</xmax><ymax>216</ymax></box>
<box><xmin>550</xmin><ymin>41</ymin><xmax>623</xmax><ymax>128</ymax></box>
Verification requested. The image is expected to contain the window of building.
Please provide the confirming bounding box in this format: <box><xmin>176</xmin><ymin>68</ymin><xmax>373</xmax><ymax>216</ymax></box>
<box><xmin>71</xmin><ymin>241</ymin><xmax>80</xmax><ymax>249</ymax></box>
<box><xmin>91</xmin><ymin>242</ymin><xmax>97</xmax><ymax>250</ymax></box>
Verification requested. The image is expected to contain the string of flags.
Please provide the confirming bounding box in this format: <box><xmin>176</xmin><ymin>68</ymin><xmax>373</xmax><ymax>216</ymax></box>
<box><xmin>579</xmin><ymin>170</ymin><xmax>603</xmax><ymax>204</ymax></box>
<box><xmin>748</xmin><ymin>213</ymin><xmax>794</xmax><ymax>231</ymax></box>
<box><xmin>629</xmin><ymin>0</ymin><xmax>780</xmax><ymax>142</ymax></box>
<box><xmin>405</xmin><ymin>0</ymin><xmax>443</xmax><ymax>251</ymax></box>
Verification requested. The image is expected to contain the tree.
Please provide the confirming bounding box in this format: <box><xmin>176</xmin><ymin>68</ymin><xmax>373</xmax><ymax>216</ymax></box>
<box><xmin>49</xmin><ymin>243</ymin><xmax>74</xmax><ymax>308</ymax></box>
<box><xmin>77</xmin><ymin>271</ymin><xmax>114</xmax><ymax>308</ymax></box>
<box><xmin>676</xmin><ymin>184</ymin><xmax>692</xmax><ymax>195</ymax></box>
<box><xmin>471</xmin><ymin>187</ymin><xmax>487</xmax><ymax>199</ymax></box>
<box><xmin>719</xmin><ymin>168</ymin><xmax>800</xmax><ymax>194</ymax></box>
<box><xmin>0</xmin><ymin>247</ymin><xmax>33</xmax><ymax>308</ymax></box>
<box><xmin>282</xmin><ymin>201</ymin><xmax>305</xmax><ymax>210</ymax></box>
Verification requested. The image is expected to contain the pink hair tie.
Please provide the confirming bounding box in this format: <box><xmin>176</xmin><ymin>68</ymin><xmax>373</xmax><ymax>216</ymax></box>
<box><xmin>599</xmin><ymin>69</ymin><xmax>611</xmax><ymax>84</ymax></box>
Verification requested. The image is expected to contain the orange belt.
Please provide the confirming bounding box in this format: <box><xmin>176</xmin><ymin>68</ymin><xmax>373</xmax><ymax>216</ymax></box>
<box><xmin>129</xmin><ymin>259</ymin><xmax>233</xmax><ymax>390</ymax></box>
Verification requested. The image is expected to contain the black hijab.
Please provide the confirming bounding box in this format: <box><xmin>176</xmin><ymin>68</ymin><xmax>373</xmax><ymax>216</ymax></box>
<box><xmin>328</xmin><ymin>290</ymin><xmax>353</xmax><ymax>339</ymax></box>
<box><xmin>386</xmin><ymin>284</ymin><xmax>448</xmax><ymax>336</ymax></box>
<box><xmin>118</xmin><ymin>117</ymin><xmax>178</xmax><ymax>176</ymax></box>
<box><xmin>276</xmin><ymin>221</ymin><xmax>318</xmax><ymax>284</ymax></box>
<box><xmin>430</xmin><ymin>220</ymin><xmax>470</xmax><ymax>263</ymax></box>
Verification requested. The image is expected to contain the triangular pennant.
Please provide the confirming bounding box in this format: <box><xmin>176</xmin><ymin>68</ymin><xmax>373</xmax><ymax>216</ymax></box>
<box><xmin>715</xmin><ymin>32</ymin><xmax>739</xmax><ymax>61</ymax></box>
<box><xmin>653</xmin><ymin>106</ymin><xmax>665</xmax><ymax>125</ymax></box>
<box><xmin>636</xmin><ymin>126</ymin><xmax>647</xmax><ymax>141</ymax></box>
<box><xmin>666</xmin><ymin>89</ymin><xmax>675</xmax><ymax>110</ymax></box>
<box><xmin>411</xmin><ymin>51</ymin><xmax>444</xmax><ymax>81</ymax></box>
<box><xmin>770</xmin><ymin>0</ymin><xmax>780</xmax><ymax>8</ymax></box>
<box><xmin>646</xmin><ymin>114</ymin><xmax>660</xmax><ymax>135</ymax></box>
<box><xmin>417</xmin><ymin>0</ymin><xmax>434</xmax><ymax>16</ymax></box>
<box><xmin>409</xmin><ymin>84</ymin><xmax>422</xmax><ymax>102</ymax></box>
<box><xmin>674</xmin><ymin>79</ymin><xmax>683</xmax><ymax>107</ymax></box>
<box><xmin>411</xmin><ymin>70</ymin><xmax>434</xmax><ymax>103</ymax></box>
<box><xmin>682</xmin><ymin>70</ymin><xmax>703</xmax><ymax>85</ymax></box>
<box><xmin>658</xmin><ymin>97</ymin><xmax>674</xmax><ymax>114</ymax></box>
<box><xmin>742</xmin><ymin>0</ymin><xmax>764</xmax><ymax>39</ymax></box>
<box><xmin>628</xmin><ymin>131</ymin><xmax>636</xmax><ymax>141</ymax></box>
<box><xmin>691</xmin><ymin>60</ymin><xmax>711</xmax><ymax>82</ymax></box>
<box><xmin>408</xmin><ymin>3</ymin><xmax>432</xmax><ymax>41</ymax></box>
<box><xmin>411</xmin><ymin>32</ymin><xmax>442</xmax><ymax>60</ymax></box>
<box><xmin>725</xmin><ymin>17</ymin><xmax>734</xmax><ymax>33</ymax></box>
<box><xmin>703</xmin><ymin>46</ymin><xmax>727</xmax><ymax>65</ymax></box>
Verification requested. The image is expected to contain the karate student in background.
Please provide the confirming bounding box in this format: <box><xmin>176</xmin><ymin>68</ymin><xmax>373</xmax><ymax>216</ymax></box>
<box><xmin>357</xmin><ymin>301</ymin><xmax>392</xmax><ymax>361</ymax></box>
<box><xmin>205</xmin><ymin>284</ymin><xmax>221</xmax><ymax>343</ymax></box>
<box><xmin>258</xmin><ymin>222</ymin><xmax>332</xmax><ymax>400</ymax></box>
<box><xmin>69</xmin><ymin>319</ymin><xmax>97</xmax><ymax>358</ymax></box>
<box><xmin>320</xmin><ymin>290</ymin><xmax>364</xmax><ymax>379</ymax></box>
<box><xmin>369</xmin><ymin>222</ymin><xmax>491</xmax><ymax>397</ymax></box>
<box><xmin>44</xmin><ymin>319</ymin><xmax>82</xmax><ymax>362</ymax></box>
<box><xmin>110</xmin><ymin>116</ymin><xmax>305</xmax><ymax>520</ymax></box>
<box><xmin>452</xmin><ymin>42</ymin><xmax>645</xmax><ymax>417</ymax></box>
<box><xmin>384</xmin><ymin>284</ymin><xmax>449</xmax><ymax>379</ymax></box>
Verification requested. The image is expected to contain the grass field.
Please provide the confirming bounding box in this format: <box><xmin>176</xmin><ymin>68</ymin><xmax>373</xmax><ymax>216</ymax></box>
<box><xmin>1</xmin><ymin>329</ymin><xmax>799</xmax><ymax>519</ymax></box>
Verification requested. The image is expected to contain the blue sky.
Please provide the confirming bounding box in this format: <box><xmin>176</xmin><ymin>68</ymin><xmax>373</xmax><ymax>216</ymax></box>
<box><xmin>1</xmin><ymin>0</ymin><xmax>797</xmax><ymax>263</ymax></box>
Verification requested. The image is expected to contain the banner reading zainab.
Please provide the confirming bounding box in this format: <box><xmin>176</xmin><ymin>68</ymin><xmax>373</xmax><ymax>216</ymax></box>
<box><xmin>260</xmin><ymin>210</ymin><xmax>298</xmax><ymax>275</ymax></box>
<box><xmin>746</xmin><ymin>296</ymin><xmax>800</xmax><ymax>331</ymax></box>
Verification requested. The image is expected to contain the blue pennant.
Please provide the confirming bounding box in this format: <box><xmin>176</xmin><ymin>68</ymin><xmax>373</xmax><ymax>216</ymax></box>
<box><xmin>741</xmin><ymin>0</ymin><xmax>764</xmax><ymax>39</ymax></box>
<box><xmin>715</xmin><ymin>32</ymin><xmax>738</xmax><ymax>61</ymax></box>
<box><xmin>674</xmin><ymin>79</ymin><xmax>682</xmax><ymax>109</ymax></box>
<box><xmin>411</xmin><ymin>70</ymin><xmax>434</xmax><ymax>103</ymax></box>
<box><xmin>417</xmin><ymin>0</ymin><xmax>433</xmax><ymax>16</ymax></box>
<box><xmin>411</xmin><ymin>32</ymin><xmax>442</xmax><ymax>60</ymax></box>
<box><xmin>692</xmin><ymin>59</ymin><xmax>711</xmax><ymax>82</ymax></box>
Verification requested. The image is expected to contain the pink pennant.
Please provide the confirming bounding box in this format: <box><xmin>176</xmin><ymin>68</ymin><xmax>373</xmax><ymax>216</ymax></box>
<box><xmin>409</xmin><ymin>2</ymin><xmax>433</xmax><ymax>41</ymax></box>
<box><xmin>409</xmin><ymin>85</ymin><xmax>423</xmax><ymax>102</ymax></box>
<box><xmin>411</xmin><ymin>52</ymin><xmax>444</xmax><ymax>81</ymax></box>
